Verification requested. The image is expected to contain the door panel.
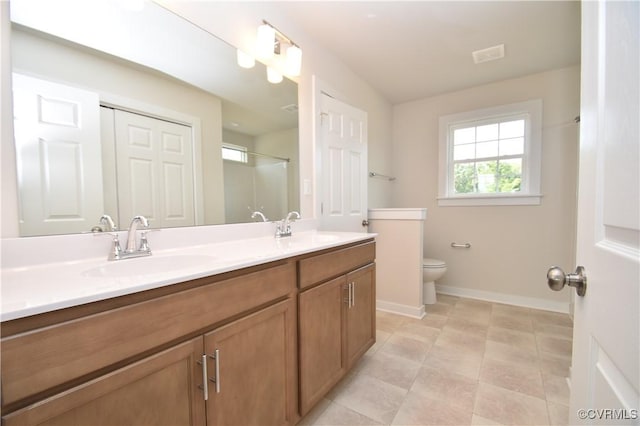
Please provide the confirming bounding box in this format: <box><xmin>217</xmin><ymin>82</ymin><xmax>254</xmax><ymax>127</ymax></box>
<box><xmin>298</xmin><ymin>276</ymin><xmax>347</xmax><ymax>415</ymax></box>
<box><xmin>346</xmin><ymin>264</ymin><xmax>376</xmax><ymax>368</ymax></box>
<box><xmin>114</xmin><ymin>109</ymin><xmax>194</xmax><ymax>228</ymax></box>
<box><xmin>571</xmin><ymin>1</ymin><xmax>639</xmax><ymax>423</ymax></box>
<box><xmin>2</xmin><ymin>338</ymin><xmax>206</xmax><ymax>426</ymax></box>
<box><xmin>320</xmin><ymin>94</ymin><xmax>368</xmax><ymax>232</ymax></box>
<box><xmin>204</xmin><ymin>299</ymin><xmax>297</xmax><ymax>426</ymax></box>
<box><xmin>12</xmin><ymin>73</ymin><xmax>103</xmax><ymax>236</ymax></box>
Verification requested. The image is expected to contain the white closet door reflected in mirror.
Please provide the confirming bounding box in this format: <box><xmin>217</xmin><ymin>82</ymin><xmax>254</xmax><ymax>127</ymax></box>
<box><xmin>104</xmin><ymin>108</ymin><xmax>197</xmax><ymax>229</ymax></box>
<box><xmin>13</xmin><ymin>73</ymin><xmax>104</xmax><ymax>236</ymax></box>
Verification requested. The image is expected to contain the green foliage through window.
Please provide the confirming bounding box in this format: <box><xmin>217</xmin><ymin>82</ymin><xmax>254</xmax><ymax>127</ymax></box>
<box><xmin>454</xmin><ymin>160</ymin><xmax>522</xmax><ymax>194</ymax></box>
<box><xmin>451</xmin><ymin>119</ymin><xmax>525</xmax><ymax>195</ymax></box>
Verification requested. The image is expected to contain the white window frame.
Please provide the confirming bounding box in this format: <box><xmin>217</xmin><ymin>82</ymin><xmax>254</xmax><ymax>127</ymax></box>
<box><xmin>438</xmin><ymin>99</ymin><xmax>543</xmax><ymax>206</ymax></box>
<box><xmin>221</xmin><ymin>143</ymin><xmax>248</xmax><ymax>163</ymax></box>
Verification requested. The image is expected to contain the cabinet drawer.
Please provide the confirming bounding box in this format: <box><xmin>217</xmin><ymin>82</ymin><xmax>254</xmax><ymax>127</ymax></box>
<box><xmin>1</xmin><ymin>262</ymin><xmax>296</xmax><ymax>407</ymax></box>
<box><xmin>298</xmin><ymin>241</ymin><xmax>375</xmax><ymax>290</ymax></box>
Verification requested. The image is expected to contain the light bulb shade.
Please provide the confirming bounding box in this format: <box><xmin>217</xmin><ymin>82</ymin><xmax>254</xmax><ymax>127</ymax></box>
<box><xmin>285</xmin><ymin>45</ymin><xmax>302</xmax><ymax>76</ymax></box>
<box><xmin>236</xmin><ymin>49</ymin><xmax>255</xmax><ymax>69</ymax></box>
<box><xmin>256</xmin><ymin>24</ymin><xmax>275</xmax><ymax>59</ymax></box>
<box><xmin>266</xmin><ymin>66</ymin><xmax>283</xmax><ymax>84</ymax></box>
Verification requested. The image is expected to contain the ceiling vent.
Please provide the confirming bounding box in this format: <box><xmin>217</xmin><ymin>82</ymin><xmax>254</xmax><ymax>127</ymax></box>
<box><xmin>472</xmin><ymin>44</ymin><xmax>505</xmax><ymax>64</ymax></box>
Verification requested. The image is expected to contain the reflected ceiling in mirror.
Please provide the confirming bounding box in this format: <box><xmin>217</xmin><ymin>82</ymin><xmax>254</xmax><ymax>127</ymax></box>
<box><xmin>9</xmin><ymin>0</ymin><xmax>299</xmax><ymax>237</ymax></box>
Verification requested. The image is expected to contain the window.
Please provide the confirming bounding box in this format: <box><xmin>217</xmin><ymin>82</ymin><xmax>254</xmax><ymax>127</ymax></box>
<box><xmin>438</xmin><ymin>100</ymin><xmax>542</xmax><ymax>206</ymax></box>
<box><xmin>222</xmin><ymin>143</ymin><xmax>248</xmax><ymax>163</ymax></box>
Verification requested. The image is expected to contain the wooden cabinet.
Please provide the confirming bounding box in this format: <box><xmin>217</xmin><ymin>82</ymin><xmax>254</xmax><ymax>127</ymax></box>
<box><xmin>298</xmin><ymin>243</ymin><xmax>376</xmax><ymax>415</ymax></box>
<box><xmin>204</xmin><ymin>299</ymin><xmax>297</xmax><ymax>426</ymax></box>
<box><xmin>345</xmin><ymin>264</ymin><xmax>376</xmax><ymax>369</ymax></box>
<box><xmin>1</xmin><ymin>238</ymin><xmax>375</xmax><ymax>425</ymax></box>
<box><xmin>3</xmin><ymin>338</ymin><xmax>206</xmax><ymax>426</ymax></box>
<box><xmin>298</xmin><ymin>276</ymin><xmax>347</xmax><ymax>414</ymax></box>
<box><xmin>3</xmin><ymin>299</ymin><xmax>298</xmax><ymax>426</ymax></box>
<box><xmin>1</xmin><ymin>261</ymin><xmax>297</xmax><ymax>426</ymax></box>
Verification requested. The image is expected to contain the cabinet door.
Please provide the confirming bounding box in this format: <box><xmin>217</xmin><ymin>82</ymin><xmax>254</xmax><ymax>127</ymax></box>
<box><xmin>2</xmin><ymin>338</ymin><xmax>206</xmax><ymax>426</ymax></box>
<box><xmin>346</xmin><ymin>263</ymin><xmax>376</xmax><ymax>368</ymax></box>
<box><xmin>204</xmin><ymin>298</ymin><xmax>297</xmax><ymax>426</ymax></box>
<box><xmin>298</xmin><ymin>276</ymin><xmax>348</xmax><ymax>415</ymax></box>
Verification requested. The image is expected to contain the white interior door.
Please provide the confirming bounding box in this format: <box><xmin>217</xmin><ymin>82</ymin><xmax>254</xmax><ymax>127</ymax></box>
<box><xmin>12</xmin><ymin>73</ymin><xmax>103</xmax><ymax>236</ymax></box>
<box><xmin>319</xmin><ymin>93</ymin><xmax>368</xmax><ymax>232</ymax></box>
<box><xmin>114</xmin><ymin>109</ymin><xmax>195</xmax><ymax>228</ymax></box>
<box><xmin>569</xmin><ymin>1</ymin><xmax>639</xmax><ymax>423</ymax></box>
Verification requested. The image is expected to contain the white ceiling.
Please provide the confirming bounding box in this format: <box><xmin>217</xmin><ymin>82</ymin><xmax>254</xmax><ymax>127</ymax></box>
<box><xmin>278</xmin><ymin>1</ymin><xmax>581</xmax><ymax>104</ymax></box>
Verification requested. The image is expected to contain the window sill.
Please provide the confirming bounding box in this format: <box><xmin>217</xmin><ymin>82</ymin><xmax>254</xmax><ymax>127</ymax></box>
<box><xmin>437</xmin><ymin>194</ymin><xmax>542</xmax><ymax>207</ymax></box>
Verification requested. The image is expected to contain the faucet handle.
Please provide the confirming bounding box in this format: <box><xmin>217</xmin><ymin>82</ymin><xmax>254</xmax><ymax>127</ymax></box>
<box><xmin>93</xmin><ymin>232</ymin><xmax>122</xmax><ymax>260</ymax></box>
<box><xmin>138</xmin><ymin>228</ymin><xmax>160</xmax><ymax>252</ymax></box>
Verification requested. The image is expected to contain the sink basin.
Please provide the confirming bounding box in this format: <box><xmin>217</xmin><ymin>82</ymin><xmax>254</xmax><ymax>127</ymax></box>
<box><xmin>82</xmin><ymin>254</ymin><xmax>217</xmax><ymax>278</ymax></box>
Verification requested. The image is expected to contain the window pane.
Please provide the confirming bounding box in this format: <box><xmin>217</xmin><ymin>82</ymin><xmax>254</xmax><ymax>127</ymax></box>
<box><xmin>454</xmin><ymin>127</ymin><xmax>475</xmax><ymax>145</ymax></box>
<box><xmin>476</xmin><ymin>140</ymin><xmax>498</xmax><ymax>159</ymax></box>
<box><xmin>476</xmin><ymin>123</ymin><xmax>498</xmax><ymax>142</ymax></box>
<box><xmin>499</xmin><ymin>119</ymin><xmax>525</xmax><ymax>138</ymax></box>
<box><xmin>453</xmin><ymin>162</ymin><xmax>476</xmax><ymax>194</ymax></box>
<box><xmin>454</xmin><ymin>143</ymin><xmax>475</xmax><ymax>160</ymax></box>
<box><xmin>497</xmin><ymin>158</ymin><xmax>522</xmax><ymax>192</ymax></box>
<box><xmin>222</xmin><ymin>146</ymin><xmax>247</xmax><ymax>163</ymax></box>
<box><xmin>499</xmin><ymin>137</ymin><xmax>524</xmax><ymax>156</ymax></box>
<box><xmin>476</xmin><ymin>161</ymin><xmax>497</xmax><ymax>192</ymax></box>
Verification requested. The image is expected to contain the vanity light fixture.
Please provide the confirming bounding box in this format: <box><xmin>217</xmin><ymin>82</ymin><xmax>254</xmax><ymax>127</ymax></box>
<box><xmin>267</xmin><ymin>66</ymin><xmax>284</xmax><ymax>84</ymax></box>
<box><xmin>236</xmin><ymin>49</ymin><xmax>255</xmax><ymax>69</ymax></box>
<box><xmin>257</xmin><ymin>20</ymin><xmax>302</xmax><ymax>81</ymax></box>
<box><xmin>256</xmin><ymin>23</ymin><xmax>276</xmax><ymax>59</ymax></box>
<box><xmin>285</xmin><ymin>44</ymin><xmax>302</xmax><ymax>76</ymax></box>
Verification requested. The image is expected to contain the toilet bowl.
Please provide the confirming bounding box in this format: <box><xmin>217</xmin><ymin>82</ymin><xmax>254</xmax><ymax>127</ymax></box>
<box><xmin>423</xmin><ymin>258</ymin><xmax>447</xmax><ymax>304</ymax></box>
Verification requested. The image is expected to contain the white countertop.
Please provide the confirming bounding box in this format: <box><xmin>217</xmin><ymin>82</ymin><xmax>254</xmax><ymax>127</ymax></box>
<box><xmin>1</xmin><ymin>230</ymin><xmax>375</xmax><ymax>322</ymax></box>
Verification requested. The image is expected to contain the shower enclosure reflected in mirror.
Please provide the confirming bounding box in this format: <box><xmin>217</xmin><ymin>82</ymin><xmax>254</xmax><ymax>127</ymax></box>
<box><xmin>9</xmin><ymin>0</ymin><xmax>299</xmax><ymax>236</ymax></box>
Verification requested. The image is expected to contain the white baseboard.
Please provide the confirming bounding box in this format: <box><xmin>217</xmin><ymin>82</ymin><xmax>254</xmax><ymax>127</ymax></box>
<box><xmin>376</xmin><ymin>300</ymin><xmax>426</xmax><ymax>319</ymax></box>
<box><xmin>436</xmin><ymin>284</ymin><xmax>570</xmax><ymax>314</ymax></box>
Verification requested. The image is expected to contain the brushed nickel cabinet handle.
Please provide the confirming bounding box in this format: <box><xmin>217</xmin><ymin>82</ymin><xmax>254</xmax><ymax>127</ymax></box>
<box><xmin>209</xmin><ymin>349</ymin><xmax>221</xmax><ymax>393</ymax></box>
<box><xmin>199</xmin><ymin>354</ymin><xmax>209</xmax><ymax>401</ymax></box>
<box><xmin>344</xmin><ymin>284</ymin><xmax>351</xmax><ymax>306</ymax></box>
<box><xmin>351</xmin><ymin>282</ymin><xmax>355</xmax><ymax>307</ymax></box>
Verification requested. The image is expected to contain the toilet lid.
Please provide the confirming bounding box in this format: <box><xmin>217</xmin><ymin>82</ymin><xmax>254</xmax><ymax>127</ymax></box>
<box><xmin>423</xmin><ymin>258</ymin><xmax>446</xmax><ymax>268</ymax></box>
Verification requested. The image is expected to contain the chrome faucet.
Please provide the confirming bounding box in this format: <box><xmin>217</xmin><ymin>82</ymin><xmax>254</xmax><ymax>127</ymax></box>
<box><xmin>94</xmin><ymin>215</ymin><xmax>153</xmax><ymax>260</ymax></box>
<box><xmin>125</xmin><ymin>215</ymin><xmax>150</xmax><ymax>253</ymax></box>
<box><xmin>275</xmin><ymin>211</ymin><xmax>301</xmax><ymax>238</ymax></box>
<box><xmin>99</xmin><ymin>214</ymin><xmax>118</xmax><ymax>232</ymax></box>
<box><xmin>251</xmin><ymin>211</ymin><xmax>268</xmax><ymax>222</ymax></box>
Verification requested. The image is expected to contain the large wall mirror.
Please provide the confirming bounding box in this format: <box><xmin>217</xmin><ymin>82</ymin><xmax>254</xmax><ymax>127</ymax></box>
<box><xmin>9</xmin><ymin>0</ymin><xmax>299</xmax><ymax>237</ymax></box>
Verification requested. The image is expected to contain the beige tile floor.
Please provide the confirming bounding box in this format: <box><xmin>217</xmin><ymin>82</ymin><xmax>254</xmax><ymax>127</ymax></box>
<box><xmin>300</xmin><ymin>295</ymin><xmax>573</xmax><ymax>426</ymax></box>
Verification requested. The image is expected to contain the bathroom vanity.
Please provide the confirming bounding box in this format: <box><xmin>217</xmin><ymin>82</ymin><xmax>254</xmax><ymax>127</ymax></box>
<box><xmin>0</xmin><ymin>232</ymin><xmax>376</xmax><ymax>426</ymax></box>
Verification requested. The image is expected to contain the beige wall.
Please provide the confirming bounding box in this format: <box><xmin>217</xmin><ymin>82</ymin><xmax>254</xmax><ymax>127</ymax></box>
<box><xmin>391</xmin><ymin>66</ymin><xmax>580</xmax><ymax>309</ymax></box>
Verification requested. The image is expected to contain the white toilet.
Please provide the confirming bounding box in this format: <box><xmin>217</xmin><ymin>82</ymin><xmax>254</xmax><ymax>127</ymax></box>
<box><xmin>423</xmin><ymin>258</ymin><xmax>447</xmax><ymax>304</ymax></box>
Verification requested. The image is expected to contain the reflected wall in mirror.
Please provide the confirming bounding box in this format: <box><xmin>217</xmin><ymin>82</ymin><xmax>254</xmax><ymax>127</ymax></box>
<box><xmin>9</xmin><ymin>0</ymin><xmax>299</xmax><ymax>237</ymax></box>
